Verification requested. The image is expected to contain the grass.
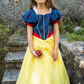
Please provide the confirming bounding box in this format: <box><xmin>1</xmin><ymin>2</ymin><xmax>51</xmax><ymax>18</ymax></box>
<box><xmin>67</xmin><ymin>34</ymin><xmax>84</xmax><ymax>42</ymax></box>
<box><xmin>60</xmin><ymin>28</ymin><xmax>84</xmax><ymax>42</ymax></box>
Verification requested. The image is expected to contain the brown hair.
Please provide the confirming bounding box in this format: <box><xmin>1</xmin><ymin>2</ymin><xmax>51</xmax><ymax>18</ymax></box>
<box><xmin>29</xmin><ymin>0</ymin><xmax>63</xmax><ymax>32</ymax></box>
<box><xmin>30</xmin><ymin>0</ymin><xmax>57</xmax><ymax>10</ymax></box>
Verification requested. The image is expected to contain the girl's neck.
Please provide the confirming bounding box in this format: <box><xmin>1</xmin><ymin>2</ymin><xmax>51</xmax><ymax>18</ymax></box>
<box><xmin>36</xmin><ymin>3</ymin><xmax>50</xmax><ymax>14</ymax></box>
<box><xmin>37</xmin><ymin>3</ymin><xmax>46</xmax><ymax>10</ymax></box>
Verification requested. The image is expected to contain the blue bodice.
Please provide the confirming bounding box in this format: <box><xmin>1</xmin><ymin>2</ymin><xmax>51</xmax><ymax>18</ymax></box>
<box><xmin>33</xmin><ymin>13</ymin><xmax>53</xmax><ymax>40</ymax></box>
<box><xmin>22</xmin><ymin>7</ymin><xmax>62</xmax><ymax>40</ymax></box>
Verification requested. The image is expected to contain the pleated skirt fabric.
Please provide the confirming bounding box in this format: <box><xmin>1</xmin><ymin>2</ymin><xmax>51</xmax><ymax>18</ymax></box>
<box><xmin>16</xmin><ymin>34</ymin><xmax>70</xmax><ymax>84</ymax></box>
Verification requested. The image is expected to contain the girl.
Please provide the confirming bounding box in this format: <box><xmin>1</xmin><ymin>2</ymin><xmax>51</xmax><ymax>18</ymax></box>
<box><xmin>16</xmin><ymin>0</ymin><xmax>70</xmax><ymax>84</ymax></box>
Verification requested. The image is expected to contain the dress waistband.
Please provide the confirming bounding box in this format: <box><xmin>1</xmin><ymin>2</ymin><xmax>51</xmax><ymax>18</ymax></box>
<box><xmin>33</xmin><ymin>30</ymin><xmax>53</xmax><ymax>40</ymax></box>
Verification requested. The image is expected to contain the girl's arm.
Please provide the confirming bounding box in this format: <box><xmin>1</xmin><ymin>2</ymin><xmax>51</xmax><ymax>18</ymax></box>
<box><xmin>53</xmin><ymin>23</ymin><xmax>59</xmax><ymax>50</ymax></box>
<box><xmin>27</xmin><ymin>25</ymin><xmax>40</xmax><ymax>58</ymax></box>
<box><xmin>27</xmin><ymin>25</ymin><xmax>33</xmax><ymax>52</ymax></box>
<box><xmin>52</xmin><ymin>23</ymin><xmax>59</xmax><ymax>61</ymax></box>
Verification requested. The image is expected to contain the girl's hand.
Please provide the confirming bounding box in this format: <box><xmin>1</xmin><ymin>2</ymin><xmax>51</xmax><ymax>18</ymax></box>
<box><xmin>52</xmin><ymin>48</ymin><xmax>58</xmax><ymax>61</ymax></box>
<box><xmin>30</xmin><ymin>49</ymin><xmax>41</xmax><ymax>59</ymax></box>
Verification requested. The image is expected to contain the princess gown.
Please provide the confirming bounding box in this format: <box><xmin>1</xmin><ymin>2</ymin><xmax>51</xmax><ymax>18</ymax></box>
<box><xmin>16</xmin><ymin>6</ymin><xmax>70</xmax><ymax>84</ymax></box>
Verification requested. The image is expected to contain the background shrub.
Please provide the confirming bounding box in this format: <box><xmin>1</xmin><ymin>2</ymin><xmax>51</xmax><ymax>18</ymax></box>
<box><xmin>54</xmin><ymin>0</ymin><xmax>84</xmax><ymax>23</ymax></box>
<box><xmin>74</xmin><ymin>28</ymin><xmax>84</xmax><ymax>35</ymax></box>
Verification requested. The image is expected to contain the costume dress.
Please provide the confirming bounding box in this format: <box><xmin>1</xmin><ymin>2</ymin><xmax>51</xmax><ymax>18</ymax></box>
<box><xmin>16</xmin><ymin>6</ymin><xmax>70</xmax><ymax>84</ymax></box>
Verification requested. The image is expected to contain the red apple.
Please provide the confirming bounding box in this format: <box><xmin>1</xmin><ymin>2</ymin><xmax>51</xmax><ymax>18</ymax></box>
<box><xmin>35</xmin><ymin>50</ymin><xmax>42</xmax><ymax>57</ymax></box>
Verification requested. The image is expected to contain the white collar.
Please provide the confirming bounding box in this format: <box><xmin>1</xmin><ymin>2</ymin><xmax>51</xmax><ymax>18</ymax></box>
<box><xmin>33</xmin><ymin>6</ymin><xmax>52</xmax><ymax>14</ymax></box>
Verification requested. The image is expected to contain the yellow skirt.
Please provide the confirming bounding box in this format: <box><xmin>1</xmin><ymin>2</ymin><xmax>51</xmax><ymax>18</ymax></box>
<box><xmin>16</xmin><ymin>34</ymin><xmax>70</xmax><ymax>84</ymax></box>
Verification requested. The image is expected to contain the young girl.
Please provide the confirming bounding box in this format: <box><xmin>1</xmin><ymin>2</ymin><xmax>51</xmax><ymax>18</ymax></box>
<box><xmin>16</xmin><ymin>0</ymin><xmax>70</xmax><ymax>84</ymax></box>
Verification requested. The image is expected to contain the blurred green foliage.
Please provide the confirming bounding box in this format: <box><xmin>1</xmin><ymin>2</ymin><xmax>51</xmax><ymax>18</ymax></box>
<box><xmin>0</xmin><ymin>18</ymin><xmax>17</xmax><ymax>82</ymax></box>
<box><xmin>60</xmin><ymin>27</ymin><xmax>84</xmax><ymax>42</ymax></box>
<box><xmin>80</xmin><ymin>19</ymin><xmax>84</xmax><ymax>28</ymax></box>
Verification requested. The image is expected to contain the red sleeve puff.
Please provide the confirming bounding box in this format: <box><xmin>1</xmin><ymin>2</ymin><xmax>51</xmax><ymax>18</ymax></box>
<box><xmin>22</xmin><ymin>10</ymin><xmax>38</xmax><ymax>27</ymax></box>
<box><xmin>51</xmin><ymin>9</ymin><xmax>62</xmax><ymax>24</ymax></box>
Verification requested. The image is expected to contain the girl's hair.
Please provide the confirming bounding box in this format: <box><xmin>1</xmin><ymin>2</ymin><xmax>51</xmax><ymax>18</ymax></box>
<box><xmin>29</xmin><ymin>0</ymin><xmax>57</xmax><ymax>10</ymax></box>
<box><xmin>29</xmin><ymin>0</ymin><xmax>63</xmax><ymax>32</ymax></box>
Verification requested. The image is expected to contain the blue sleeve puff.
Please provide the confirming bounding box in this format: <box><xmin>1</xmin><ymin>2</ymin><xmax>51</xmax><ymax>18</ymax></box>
<box><xmin>22</xmin><ymin>10</ymin><xmax>37</xmax><ymax>27</ymax></box>
<box><xmin>51</xmin><ymin>9</ymin><xmax>62</xmax><ymax>24</ymax></box>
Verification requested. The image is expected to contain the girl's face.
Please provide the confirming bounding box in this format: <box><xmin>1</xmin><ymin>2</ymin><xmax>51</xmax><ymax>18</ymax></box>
<box><xmin>35</xmin><ymin>0</ymin><xmax>46</xmax><ymax>4</ymax></box>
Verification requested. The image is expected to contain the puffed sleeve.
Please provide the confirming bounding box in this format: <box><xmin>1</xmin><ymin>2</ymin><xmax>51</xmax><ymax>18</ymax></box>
<box><xmin>51</xmin><ymin>9</ymin><xmax>62</xmax><ymax>24</ymax></box>
<box><xmin>22</xmin><ymin>10</ymin><xmax>38</xmax><ymax>27</ymax></box>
